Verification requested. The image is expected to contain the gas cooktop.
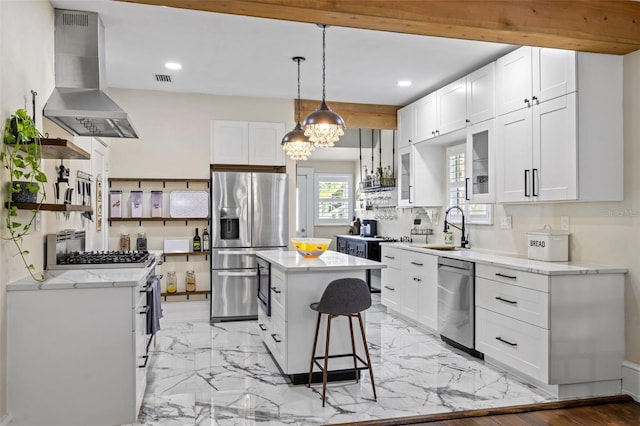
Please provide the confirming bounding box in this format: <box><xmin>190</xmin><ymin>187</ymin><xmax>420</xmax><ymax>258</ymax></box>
<box><xmin>49</xmin><ymin>250</ymin><xmax>153</xmax><ymax>270</ymax></box>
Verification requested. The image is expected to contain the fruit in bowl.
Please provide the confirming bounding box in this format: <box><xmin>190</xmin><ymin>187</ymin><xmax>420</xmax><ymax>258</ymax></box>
<box><xmin>291</xmin><ymin>238</ymin><xmax>331</xmax><ymax>258</ymax></box>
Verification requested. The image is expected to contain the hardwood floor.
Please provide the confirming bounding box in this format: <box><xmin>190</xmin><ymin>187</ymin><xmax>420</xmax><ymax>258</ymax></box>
<box><xmin>335</xmin><ymin>395</ymin><xmax>640</xmax><ymax>426</ymax></box>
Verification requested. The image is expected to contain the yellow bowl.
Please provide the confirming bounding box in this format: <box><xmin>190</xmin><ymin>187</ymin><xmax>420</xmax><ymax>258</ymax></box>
<box><xmin>291</xmin><ymin>238</ymin><xmax>331</xmax><ymax>258</ymax></box>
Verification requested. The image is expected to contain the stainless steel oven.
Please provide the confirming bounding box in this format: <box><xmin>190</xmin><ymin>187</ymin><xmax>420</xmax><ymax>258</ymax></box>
<box><xmin>256</xmin><ymin>256</ymin><xmax>271</xmax><ymax>316</ymax></box>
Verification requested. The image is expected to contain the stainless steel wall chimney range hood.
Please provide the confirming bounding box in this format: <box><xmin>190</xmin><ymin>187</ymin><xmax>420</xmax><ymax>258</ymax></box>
<box><xmin>44</xmin><ymin>9</ymin><xmax>138</xmax><ymax>138</ymax></box>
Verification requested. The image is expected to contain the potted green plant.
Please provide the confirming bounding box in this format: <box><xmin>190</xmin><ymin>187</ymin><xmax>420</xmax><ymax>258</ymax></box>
<box><xmin>1</xmin><ymin>108</ymin><xmax>48</xmax><ymax>281</ymax></box>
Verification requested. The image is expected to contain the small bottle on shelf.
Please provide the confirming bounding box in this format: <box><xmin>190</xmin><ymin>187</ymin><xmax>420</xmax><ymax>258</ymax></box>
<box><xmin>202</xmin><ymin>228</ymin><xmax>210</xmax><ymax>251</ymax></box>
<box><xmin>185</xmin><ymin>270</ymin><xmax>196</xmax><ymax>292</ymax></box>
<box><xmin>193</xmin><ymin>228</ymin><xmax>201</xmax><ymax>252</ymax></box>
<box><xmin>119</xmin><ymin>233</ymin><xmax>130</xmax><ymax>251</ymax></box>
<box><xmin>166</xmin><ymin>271</ymin><xmax>177</xmax><ymax>294</ymax></box>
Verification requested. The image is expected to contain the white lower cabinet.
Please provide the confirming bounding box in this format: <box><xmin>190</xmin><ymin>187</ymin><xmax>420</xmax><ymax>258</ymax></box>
<box><xmin>475</xmin><ymin>263</ymin><xmax>625</xmax><ymax>397</ymax></box>
<box><xmin>380</xmin><ymin>246</ymin><xmax>401</xmax><ymax>312</ymax></box>
<box><xmin>260</xmin><ymin>264</ymin><xmax>368</xmax><ymax>378</ymax></box>
<box><xmin>7</xmin><ymin>278</ymin><xmax>151</xmax><ymax>426</ymax></box>
<box><xmin>381</xmin><ymin>246</ymin><xmax>438</xmax><ymax>332</ymax></box>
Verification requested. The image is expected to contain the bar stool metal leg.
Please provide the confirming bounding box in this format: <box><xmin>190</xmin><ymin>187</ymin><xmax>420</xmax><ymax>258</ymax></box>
<box><xmin>322</xmin><ymin>314</ymin><xmax>333</xmax><ymax>407</ymax></box>
<box><xmin>308</xmin><ymin>312</ymin><xmax>322</xmax><ymax>388</ymax></box>
<box><xmin>357</xmin><ymin>312</ymin><xmax>377</xmax><ymax>400</ymax></box>
<box><xmin>348</xmin><ymin>314</ymin><xmax>359</xmax><ymax>384</ymax></box>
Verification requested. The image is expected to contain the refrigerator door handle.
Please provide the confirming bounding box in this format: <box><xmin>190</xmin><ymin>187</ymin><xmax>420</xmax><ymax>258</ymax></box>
<box><xmin>217</xmin><ymin>271</ymin><xmax>257</xmax><ymax>278</ymax></box>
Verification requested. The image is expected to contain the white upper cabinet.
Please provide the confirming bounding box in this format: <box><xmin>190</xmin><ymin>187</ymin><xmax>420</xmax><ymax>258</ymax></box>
<box><xmin>497</xmin><ymin>95</ymin><xmax>576</xmax><ymax>203</ymax></box>
<box><xmin>248</xmin><ymin>122</ymin><xmax>285</xmax><ymax>166</ymax></box>
<box><xmin>496</xmin><ymin>51</ymin><xmax>622</xmax><ymax>203</ymax></box>
<box><xmin>497</xmin><ymin>46</ymin><xmax>576</xmax><ymax>115</ymax></box>
<box><xmin>397</xmin><ymin>104</ymin><xmax>415</xmax><ymax>149</ymax></box>
<box><xmin>211</xmin><ymin>120</ymin><xmax>285</xmax><ymax>166</ymax></box>
<box><xmin>466</xmin><ymin>62</ymin><xmax>495</xmax><ymax>125</ymax></box>
<box><xmin>397</xmin><ymin>142</ymin><xmax>444</xmax><ymax>208</ymax></box>
<box><xmin>437</xmin><ymin>77</ymin><xmax>467</xmax><ymax>136</ymax></box>
<box><xmin>466</xmin><ymin>119</ymin><xmax>496</xmax><ymax>203</ymax></box>
<box><xmin>414</xmin><ymin>92</ymin><xmax>438</xmax><ymax>142</ymax></box>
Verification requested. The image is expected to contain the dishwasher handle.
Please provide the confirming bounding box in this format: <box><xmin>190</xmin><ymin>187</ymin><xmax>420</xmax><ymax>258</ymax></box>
<box><xmin>438</xmin><ymin>264</ymin><xmax>473</xmax><ymax>276</ymax></box>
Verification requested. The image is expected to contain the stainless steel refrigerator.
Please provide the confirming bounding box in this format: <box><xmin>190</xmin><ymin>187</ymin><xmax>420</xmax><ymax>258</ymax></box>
<box><xmin>210</xmin><ymin>172</ymin><xmax>288</xmax><ymax>322</ymax></box>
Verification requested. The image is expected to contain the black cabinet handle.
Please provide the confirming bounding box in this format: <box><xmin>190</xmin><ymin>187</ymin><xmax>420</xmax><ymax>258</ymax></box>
<box><xmin>532</xmin><ymin>96</ymin><xmax>539</xmax><ymax>103</ymax></box>
<box><xmin>410</xmin><ymin>261</ymin><xmax>423</xmax><ymax>266</ymax></box>
<box><xmin>532</xmin><ymin>168</ymin><xmax>538</xmax><ymax>196</ymax></box>
<box><xmin>496</xmin><ymin>336</ymin><xmax>518</xmax><ymax>347</ymax></box>
<box><xmin>258</xmin><ymin>323</ymin><xmax>267</xmax><ymax>331</ymax></box>
<box><xmin>524</xmin><ymin>169</ymin><xmax>530</xmax><ymax>197</ymax></box>
<box><xmin>271</xmin><ymin>333</ymin><xmax>282</xmax><ymax>343</ymax></box>
<box><xmin>271</xmin><ymin>287</ymin><xmax>281</xmax><ymax>294</ymax></box>
<box><xmin>384</xmin><ymin>285</ymin><xmax>395</xmax><ymax>291</ymax></box>
<box><xmin>384</xmin><ymin>255</ymin><xmax>395</xmax><ymax>260</ymax></box>
<box><xmin>524</xmin><ymin>98</ymin><xmax>530</xmax><ymax>105</ymax></box>
<box><xmin>465</xmin><ymin>178</ymin><xmax>470</xmax><ymax>200</ymax></box>
<box><xmin>495</xmin><ymin>272</ymin><xmax>517</xmax><ymax>280</ymax></box>
<box><xmin>413</xmin><ymin>277</ymin><xmax>422</xmax><ymax>282</ymax></box>
<box><xmin>139</xmin><ymin>306</ymin><xmax>150</xmax><ymax>315</ymax></box>
<box><xmin>138</xmin><ymin>355</ymin><xmax>149</xmax><ymax>368</ymax></box>
<box><xmin>495</xmin><ymin>296</ymin><xmax>517</xmax><ymax>305</ymax></box>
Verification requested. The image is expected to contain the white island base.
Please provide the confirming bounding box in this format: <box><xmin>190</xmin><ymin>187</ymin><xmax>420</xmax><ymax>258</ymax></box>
<box><xmin>256</xmin><ymin>250</ymin><xmax>385</xmax><ymax>385</ymax></box>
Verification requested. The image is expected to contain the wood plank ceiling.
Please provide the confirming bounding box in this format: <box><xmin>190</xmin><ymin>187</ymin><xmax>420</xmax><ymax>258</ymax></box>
<box><xmin>118</xmin><ymin>0</ymin><xmax>640</xmax><ymax>128</ymax></box>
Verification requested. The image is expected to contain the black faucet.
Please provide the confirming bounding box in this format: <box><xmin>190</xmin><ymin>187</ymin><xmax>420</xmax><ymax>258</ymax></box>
<box><xmin>443</xmin><ymin>206</ymin><xmax>470</xmax><ymax>248</ymax></box>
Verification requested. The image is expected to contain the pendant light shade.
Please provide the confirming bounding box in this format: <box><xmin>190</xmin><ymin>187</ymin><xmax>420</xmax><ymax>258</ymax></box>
<box><xmin>303</xmin><ymin>24</ymin><xmax>345</xmax><ymax>148</ymax></box>
<box><xmin>282</xmin><ymin>56</ymin><xmax>315</xmax><ymax>161</ymax></box>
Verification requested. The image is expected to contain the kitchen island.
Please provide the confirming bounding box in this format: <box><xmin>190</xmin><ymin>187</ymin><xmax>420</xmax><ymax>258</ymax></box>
<box><xmin>255</xmin><ymin>250</ymin><xmax>385</xmax><ymax>384</ymax></box>
<box><xmin>7</xmin><ymin>267</ymin><xmax>154</xmax><ymax>426</ymax></box>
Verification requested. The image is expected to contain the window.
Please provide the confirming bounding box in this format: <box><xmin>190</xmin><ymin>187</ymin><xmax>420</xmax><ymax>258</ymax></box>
<box><xmin>446</xmin><ymin>144</ymin><xmax>492</xmax><ymax>224</ymax></box>
<box><xmin>314</xmin><ymin>174</ymin><xmax>353</xmax><ymax>226</ymax></box>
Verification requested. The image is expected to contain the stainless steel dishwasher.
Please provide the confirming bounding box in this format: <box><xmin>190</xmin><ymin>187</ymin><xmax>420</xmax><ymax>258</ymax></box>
<box><xmin>437</xmin><ymin>257</ymin><xmax>483</xmax><ymax>359</ymax></box>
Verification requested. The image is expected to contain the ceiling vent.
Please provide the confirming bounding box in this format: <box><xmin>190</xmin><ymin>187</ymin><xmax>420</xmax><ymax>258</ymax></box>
<box><xmin>154</xmin><ymin>74</ymin><xmax>172</xmax><ymax>83</ymax></box>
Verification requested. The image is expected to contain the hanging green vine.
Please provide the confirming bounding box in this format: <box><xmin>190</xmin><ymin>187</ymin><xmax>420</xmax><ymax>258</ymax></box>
<box><xmin>1</xmin><ymin>108</ymin><xmax>48</xmax><ymax>281</ymax></box>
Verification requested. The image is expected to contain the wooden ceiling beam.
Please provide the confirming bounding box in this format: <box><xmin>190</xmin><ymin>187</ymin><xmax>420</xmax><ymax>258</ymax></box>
<box><xmin>119</xmin><ymin>0</ymin><xmax>640</xmax><ymax>54</ymax></box>
<box><xmin>296</xmin><ymin>99</ymin><xmax>399</xmax><ymax>130</ymax></box>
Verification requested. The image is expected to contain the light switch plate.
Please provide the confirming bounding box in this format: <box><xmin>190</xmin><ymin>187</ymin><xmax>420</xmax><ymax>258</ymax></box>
<box><xmin>561</xmin><ymin>216</ymin><xmax>570</xmax><ymax>231</ymax></box>
<box><xmin>500</xmin><ymin>215</ymin><xmax>512</xmax><ymax>229</ymax></box>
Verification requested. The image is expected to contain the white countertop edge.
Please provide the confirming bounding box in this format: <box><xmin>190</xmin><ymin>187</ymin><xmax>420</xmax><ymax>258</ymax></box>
<box><xmin>256</xmin><ymin>250</ymin><xmax>386</xmax><ymax>271</ymax></box>
<box><xmin>7</xmin><ymin>268</ymin><xmax>148</xmax><ymax>291</ymax></box>
<box><xmin>381</xmin><ymin>242</ymin><xmax>627</xmax><ymax>275</ymax></box>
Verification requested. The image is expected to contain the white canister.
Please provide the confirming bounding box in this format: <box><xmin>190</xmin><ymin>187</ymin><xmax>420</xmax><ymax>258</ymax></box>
<box><xmin>526</xmin><ymin>225</ymin><xmax>570</xmax><ymax>261</ymax></box>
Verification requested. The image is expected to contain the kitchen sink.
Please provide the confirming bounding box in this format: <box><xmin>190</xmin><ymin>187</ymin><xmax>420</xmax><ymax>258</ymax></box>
<box><xmin>410</xmin><ymin>244</ymin><xmax>460</xmax><ymax>251</ymax></box>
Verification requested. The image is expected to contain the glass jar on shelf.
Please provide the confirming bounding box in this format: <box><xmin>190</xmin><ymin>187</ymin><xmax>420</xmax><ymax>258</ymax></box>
<box><xmin>166</xmin><ymin>271</ymin><xmax>177</xmax><ymax>294</ymax></box>
<box><xmin>185</xmin><ymin>270</ymin><xmax>196</xmax><ymax>292</ymax></box>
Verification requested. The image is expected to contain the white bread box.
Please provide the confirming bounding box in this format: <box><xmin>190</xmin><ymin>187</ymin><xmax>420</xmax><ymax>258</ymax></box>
<box><xmin>527</xmin><ymin>226</ymin><xmax>570</xmax><ymax>261</ymax></box>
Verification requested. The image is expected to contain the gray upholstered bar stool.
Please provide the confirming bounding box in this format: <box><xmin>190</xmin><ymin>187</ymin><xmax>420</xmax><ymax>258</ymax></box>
<box><xmin>307</xmin><ymin>278</ymin><xmax>377</xmax><ymax>406</ymax></box>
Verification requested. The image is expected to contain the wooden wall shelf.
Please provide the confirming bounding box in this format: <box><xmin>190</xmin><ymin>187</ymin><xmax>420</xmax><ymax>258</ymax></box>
<box><xmin>7</xmin><ymin>202</ymin><xmax>92</xmax><ymax>212</ymax></box>
<box><xmin>39</xmin><ymin>138</ymin><xmax>90</xmax><ymax>160</ymax></box>
<box><xmin>162</xmin><ymin>251</ymin><xmax>209</xmax><ymax>261</ymax></box>
<box><xmin>108</xmin><ymin>217</ymin><xmax>209</xmax><ymax>226</ymax></box>
<box><xmin>160</xmin><ymin>290</ymin><xmax>209</xmax><ymax>301</ymax></box>
<box><xmin>109</xmin><ymin>178</ymin><xmax>209</xmax><ymax>189</ymax></box>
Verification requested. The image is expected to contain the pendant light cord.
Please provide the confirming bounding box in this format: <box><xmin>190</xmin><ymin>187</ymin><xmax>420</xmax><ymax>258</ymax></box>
<box><xmin>322</xmin><ymin>24</ymin><xmax>326</xmax><ymax>103</ymax></box>
<box><xmin>296</xmin><ymin>58</ymin><xmax>302</xmax><ymax>124</ymax></box>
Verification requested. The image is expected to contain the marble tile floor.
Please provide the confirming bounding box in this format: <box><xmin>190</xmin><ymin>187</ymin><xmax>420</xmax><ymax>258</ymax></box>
<box><xmin>134</xmin><ymin>296</ymin><xmax>554</xmax><ymax>425</ymax></box>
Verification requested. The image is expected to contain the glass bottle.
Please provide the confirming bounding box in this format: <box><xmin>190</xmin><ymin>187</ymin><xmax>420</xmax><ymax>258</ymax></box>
<box><xmin>119</xmin><ymin>233</ymin><xmax>130</xmax><ymax>251</ymax></box>
<box><xmin>202</xmin><ymin>228</ymin><xmax>210</xmax><ymax>251</ymax></box>
<box><xmin>193</xmin><ymin>228</ymin><xmax>201</xmax><ymax>252</ymax></box>
<box><xmin>136</xmin><ymin>232</ymin><xmax>147</xmax><ymax>251</ymax></box>
<box><xmin>185</xmin><ymin>270</ymin><xmax>196</xmax><ymax>292</ymax></box>
<box><xmin>166</xmin><ymin>271</ymin><xmax>177</xmax><ymax>294</ymax></box>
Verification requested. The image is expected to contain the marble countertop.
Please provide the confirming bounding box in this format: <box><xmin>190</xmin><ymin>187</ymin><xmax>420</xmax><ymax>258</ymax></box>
<box><xmin>335</xmin><ymin>234</ymin><xmax>388</xmax><ymax>242</ymax></box>
<box><xmin>7</xmin><ymin>267</ymin><xmax>150</xmax><ymax>291</ymax></box>
<box><xmin>256</xmin><ymin>250</ymin><xmax>386</xmax><ymax>272</ymax></box>
<box><xmin>381</xmin><ymin>243</ymin><xmax>627</xmax><ymax>276</ymax></box>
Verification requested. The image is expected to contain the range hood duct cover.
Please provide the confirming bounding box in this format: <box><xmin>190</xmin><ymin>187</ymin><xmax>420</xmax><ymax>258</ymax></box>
<box><xmin>44</xmin><ymin>9</ymin><xmax>138</xmax><ymax>138</ymax></box>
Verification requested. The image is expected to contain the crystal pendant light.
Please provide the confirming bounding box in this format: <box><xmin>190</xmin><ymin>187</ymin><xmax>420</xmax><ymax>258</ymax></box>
<box><xmin>303</xmin><ymin>24</ymin><xmax>346</xmax><ymax>148</ymax></box>
<box><xmin>281</xmin><ymin>57</ymin><xmax>315</xmax><ymax>161</ymax></box>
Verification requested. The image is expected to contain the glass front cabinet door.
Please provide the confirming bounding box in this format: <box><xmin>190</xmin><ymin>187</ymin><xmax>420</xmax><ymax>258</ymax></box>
<box><xmin>465</xmin><ymin>119</ymin><xmax>495</xmax><ymax>203</ymax></box>
<box><xmin>398</xmin><ymin>146</ymin><xmax>413</xmax><ymax>207</ymax></box>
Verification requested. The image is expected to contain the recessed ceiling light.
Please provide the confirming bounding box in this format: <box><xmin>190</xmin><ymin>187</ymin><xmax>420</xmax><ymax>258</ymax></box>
<box><xmin>165</xmin><ymin>62</ymin><xmax>182</xmax><ymax>70</ymax></box>
<box><xmin>397</xmin><ymin>80</ymin><xmax>412</xmax><ymax>87</ymax></box>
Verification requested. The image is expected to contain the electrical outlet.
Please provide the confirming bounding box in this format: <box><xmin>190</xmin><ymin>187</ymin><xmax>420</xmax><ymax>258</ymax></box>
<box><xmin>561</xmin><ymin>216</ymin><xmax>570</xmax><ymax>231</ymax></box>
<box><xmin>500</xmin><ymin>215</ymin><xmax>512</xmax><ymax>229</ymax></box>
